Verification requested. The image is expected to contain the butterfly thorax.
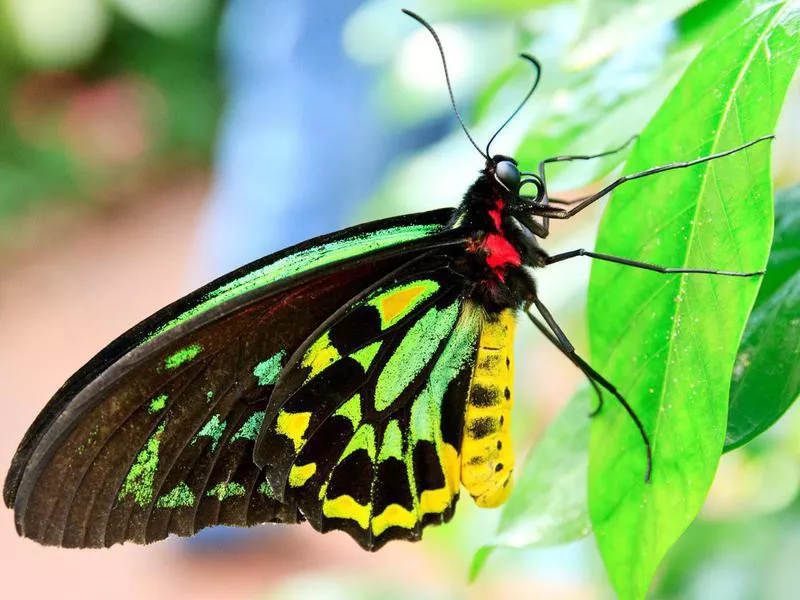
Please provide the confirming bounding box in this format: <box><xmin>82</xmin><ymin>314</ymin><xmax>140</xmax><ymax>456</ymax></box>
<box><xmin>455</xmin><ymin>169</ymin><xmax>533</xmax><ymax>313</ymax></box>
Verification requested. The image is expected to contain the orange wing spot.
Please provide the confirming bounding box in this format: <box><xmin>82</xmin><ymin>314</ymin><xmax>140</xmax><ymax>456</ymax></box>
<box><xmin>369</xmin><ymin>280</ymin><xmax>440</xmax><ymax>329</ymax></box>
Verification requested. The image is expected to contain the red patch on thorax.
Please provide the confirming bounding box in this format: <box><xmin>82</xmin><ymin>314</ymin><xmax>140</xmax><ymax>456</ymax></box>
<box><xmin>480</xmin><ymin>199</ymin><xmax>521</xmax><ymax>281</ymax></box>
<box><xmin>484</xmin><ymin>234</ymin><xmax>522</xmax><ymax>270</ymax></box>
<box><xmin>488</xmin><ymin>208</ymin><xmax>502</xmax><ymax>230</ymax></box>
<box><xmin>488</xmin><ymin>199</ymin><xmax>504</xmax><ymax>230</ymax></box>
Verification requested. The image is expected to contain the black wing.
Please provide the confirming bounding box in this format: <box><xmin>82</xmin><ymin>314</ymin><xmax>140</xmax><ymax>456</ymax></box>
<box><xmin>4</xmin><ymin>208</ymin><xmax>465</xmax><ymax>547</ymax></box>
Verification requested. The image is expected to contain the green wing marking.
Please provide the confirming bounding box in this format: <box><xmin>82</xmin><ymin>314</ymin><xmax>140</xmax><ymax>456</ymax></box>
<box><xmin>118</xmin><ymin>422</ymin><xmax>166</xmax><ymax>507</ymax></box>
<box><xmin>350</xmin><ymin>342</ymin><xmax>382</xmax><ymax>370</ymax></box>
<box><xmin>374</xmin><ymin>301</ymin><xmax>461</xmax><ymax>411</ymax></box>
<box><xmin>156</xmin><ymin>482</ymin><xmax>195</xmax><ymax>509</ymax></box>
<box><xmin>164</xmin><ymin>344</ymin><xmax>203</xmax><ymax>370</ymax></box>
<box><xmin>148</xmin><ymin>394</ymin><xmax>168</xmax><ymax>414</ymax></box>
<box><xmin>333</xmin><ymin>394</ymin><xmax>362</xmax><ymax>428</ymax></box>
<box><xmin>258</xmin><ymin>255</ymin><xmax>480</xmax><ymax>550</ymax></box>
<box><xmin>207</xmin><ymin>482</ymin><xmax>247</xmax><ymax>501</ymax></box>
<box><xmin>253</xmin><ymin>350</ymin><xmax>286</xmax><ymax>386</ymax></box>
<box><xmin>230</xmin><ymin>411</ymin><xmax>265</xmax><ymax>443</ymax></box>
<box><xmin>193</xmin><ymin>414</ymin><xmax>227</xmax><ymax>452</ymax></box>
<box><xmin>145</xmin><ymin>222</ymin><xmax>444</xmax><ymax>343</ymax></box>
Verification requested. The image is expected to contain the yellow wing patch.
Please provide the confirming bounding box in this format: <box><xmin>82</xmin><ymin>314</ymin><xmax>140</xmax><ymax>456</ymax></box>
<box><xmin>372</xmin><ymin>504</ymin><xmax>416</xmax><ymax>536</ymax></box>
<box><xmin>276</xmin><ymin>411</ymin><xmax>312</xmax><ymax>451</ymax></box>
<box><xmin>323</xmin><ymin>496</ymin><xmax>417</xmax><ymax>536</ymax></box>
<box><xmin>301</xmin><ymin>331</ymin><xmax>341</xmax><ymax>381</ymax></box>
<box><xmin>419</xmin><ymin>442</ymin><xmax>461</xmax><ymax>515</ymax></box>
<box><xmin>288</xmin><ymin>462</ymin><xmax>317</xmax><ymax>487</ymax></box>
<box><xmin>323</xmin><ymin>495</ymin><xmax>371</xmax><ymax>529</ymax></box>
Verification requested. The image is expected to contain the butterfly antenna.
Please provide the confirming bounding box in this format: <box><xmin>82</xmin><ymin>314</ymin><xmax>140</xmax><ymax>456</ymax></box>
<box><xmin>485</xmin><ymin>54</ymin><xmax>541</xmax><ymax>158</ymax></box>
<box><xmin>402</xmin><ymin>9</ymin><xmax>488</xmax><ymax>160</ymax></box>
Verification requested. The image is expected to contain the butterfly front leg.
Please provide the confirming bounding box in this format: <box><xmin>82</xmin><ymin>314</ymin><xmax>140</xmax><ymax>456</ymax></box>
<box><xmin>505</xmin><ymin>213</ymin><xmax>548</xmax><ymax>268</ymax></box>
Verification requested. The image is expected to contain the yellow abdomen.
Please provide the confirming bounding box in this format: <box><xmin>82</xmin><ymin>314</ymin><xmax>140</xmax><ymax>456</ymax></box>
<box><xmin>461</xmin><ymin>309</ymin><xmax>515</xmax><ymax>508</ymax></box>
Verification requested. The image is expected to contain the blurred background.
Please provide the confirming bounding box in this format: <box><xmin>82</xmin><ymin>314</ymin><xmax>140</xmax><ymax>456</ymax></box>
<box><xmin>1</xmin><ymin>0</ymin><xmax>798</xmax><ymax>598</ymax></box>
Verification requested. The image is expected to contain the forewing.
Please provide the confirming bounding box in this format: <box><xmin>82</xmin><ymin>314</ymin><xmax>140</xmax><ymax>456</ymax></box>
<box><xmin>257</xmin><ymin>255</ymin><xmax>482</xmax><ymax>550</ymax></box>
<box><xmin>6</xmin><ymin>209</ymin><xmax>461</xmax><ymax>548</ymax></box>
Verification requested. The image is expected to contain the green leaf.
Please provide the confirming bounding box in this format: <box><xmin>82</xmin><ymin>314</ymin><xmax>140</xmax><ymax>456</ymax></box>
<box><xmin>586</xmin><ymin>2</ymin><xmax>799</xmax><ymax>599</ymax></box>
<box><xmin>469</xmin><ymin>389</ymin><xmax>592</xmax><ymax>580</ymax></box>
<box><xmin>725</xmin><ymin>185</ymin><xmax>800</xmax><ymax>451</ymax></box>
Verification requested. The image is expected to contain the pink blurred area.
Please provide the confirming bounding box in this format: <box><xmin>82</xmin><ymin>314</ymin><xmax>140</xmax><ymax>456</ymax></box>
<box><xmin>12</xmin><ymin>72</ymin><xmax>162</xmax><ymax>166</ymax></box>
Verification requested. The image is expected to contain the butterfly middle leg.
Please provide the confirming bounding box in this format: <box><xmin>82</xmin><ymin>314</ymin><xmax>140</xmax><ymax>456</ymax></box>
<box><xmin>519</xmin><ymin>273</ymin><xmax>653</xmax><ymax>481</ymax></box>
<box><xmin>545</xmin><ymin>248</ymin><xmax>765</xmax><ymax>278</ymax></box>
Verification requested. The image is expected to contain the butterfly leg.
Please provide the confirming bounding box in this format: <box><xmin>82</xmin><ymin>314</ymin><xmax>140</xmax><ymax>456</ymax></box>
<box><xmin>525</xmin><ymin>295</ymin><xmax>653</xmax><ymax>481</ymax></box>
<box><xmin>546</xmin><ymin>248</ymin><xmax>765</xmax><ymax>277</ymax></box>
<box><xmin>517</xmin><ymin>136</ymin><xmax>639</xmax><ymax>239</ymax></box>
<box><xmin>536</xmin><ymin>135</ymin><xmax>639</xmax><ymax>204</ymax></box>
<box><xmin>524</xmin><ymin>298</ymin><xmax>604</xmax><ymax>416</ymax></box>
<box><xmin>531</xmin><ymin>135</ymin><xmax>773</xmax><ymax>222</ymax></box>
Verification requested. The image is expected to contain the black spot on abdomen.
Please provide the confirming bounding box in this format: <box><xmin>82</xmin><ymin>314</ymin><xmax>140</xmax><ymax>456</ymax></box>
<box><xmin>467</xmin><ymin>417</ymin><xmax>498</xmax><ymax>440</ymax></box>
<box><xmin>470</xmin><ymin>384</ymin><xmax>499</xmax><ymax>407</ymax></box>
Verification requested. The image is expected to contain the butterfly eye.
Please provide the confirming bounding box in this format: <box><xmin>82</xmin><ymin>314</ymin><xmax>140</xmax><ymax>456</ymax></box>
<box><xmin>495</xmin><ymin>160</ymin><xmax>521</xmax><ymax>191</ymax></box>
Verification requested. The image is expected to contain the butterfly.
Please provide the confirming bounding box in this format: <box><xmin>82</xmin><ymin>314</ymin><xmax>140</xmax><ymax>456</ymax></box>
<box><xmin>3</xmin><ymin>10</ymin><xmax>769</xmax><ymax>552</ymax></box>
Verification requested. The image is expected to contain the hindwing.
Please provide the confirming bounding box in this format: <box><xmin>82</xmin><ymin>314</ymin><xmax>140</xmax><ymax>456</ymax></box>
<box><xmin>257</xmin><ymin>254</ymin><xmax>482</xmax><ymax>550</ymax></box>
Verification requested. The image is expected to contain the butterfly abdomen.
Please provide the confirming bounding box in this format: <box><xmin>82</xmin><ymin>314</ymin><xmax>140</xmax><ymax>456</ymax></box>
<box><xmin>461</xmin><ymin>309</ymin><xmax>515</xmax><ymax>507</ymax></box>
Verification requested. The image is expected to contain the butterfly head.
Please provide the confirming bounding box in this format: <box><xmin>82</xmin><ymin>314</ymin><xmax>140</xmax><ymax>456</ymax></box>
<box><xmin>491</xmin><ymin>155</ymin><xmax>520</xmax><ymax>192</ymax></box>
<box><xmin>489</xmin><ymin>155</ymin><xmax>546</xmax><ymax>208</ymax></box>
